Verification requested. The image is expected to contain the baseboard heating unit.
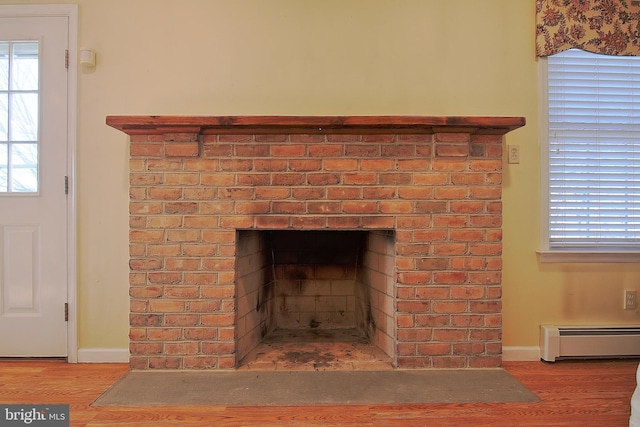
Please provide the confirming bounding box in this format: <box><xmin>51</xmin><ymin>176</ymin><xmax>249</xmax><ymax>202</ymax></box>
<box><xmin>540</xmin><ymin>325</ymin><xmax>640</xmax><ymax>362</ymax></box>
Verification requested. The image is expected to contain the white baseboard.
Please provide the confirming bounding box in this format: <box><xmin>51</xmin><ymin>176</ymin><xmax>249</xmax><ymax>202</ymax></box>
<box><xmin>503</xmin><ymin>346</ymin><xmax>540</xmax><ymax>361</ymax></box>
<box><xmin>77</xmin><ymin>348</ymin><xmax>129</xmax><ymax>363</ymax></box>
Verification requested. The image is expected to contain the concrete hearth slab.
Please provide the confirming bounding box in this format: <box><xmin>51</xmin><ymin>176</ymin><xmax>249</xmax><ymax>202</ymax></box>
<box><xmin>93</xmin><ymin>369</ymin><xmax>539</xmax><ymax>406</ymax></box>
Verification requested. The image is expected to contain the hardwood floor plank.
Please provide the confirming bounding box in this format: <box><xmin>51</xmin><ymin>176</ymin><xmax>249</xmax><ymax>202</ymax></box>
<box><xmin>0</xmin><ymin>360</ymin><xmax>637</xmax><ymax>426</ymax></box>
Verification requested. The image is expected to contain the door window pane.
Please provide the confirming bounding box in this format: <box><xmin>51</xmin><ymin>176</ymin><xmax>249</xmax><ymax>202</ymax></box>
<box><xmin>10</xmin><ymin>42</ymin><xmax>38</xmax><ymax>91</ymax></box>
<box><xmin>0</xmin><ymin>42</ymin><xmax>7</xmax><ymax>141</ymax></box>
<box><xmin>0</xmin><ymin>42</ymin><xmax>8</xmax><ymax>91</ymax></box>
<box><xmin>0</xmin><ymin>93</ymin><xmax>7</xmax><ymax>141</ymax></box>
<box><xmin>0</xmin><ymin>143</ymin><xmax>7</xmax><ymax>192</ymax></box>
<box><xmin>10</xmin><ymin>93</ymin><xmax>38</xmax><ymax>141</ymax></box>
<box><xmin>10</xmin><ymin>143</ymin><xmax>37</xmax><ymax>192</ymax></box>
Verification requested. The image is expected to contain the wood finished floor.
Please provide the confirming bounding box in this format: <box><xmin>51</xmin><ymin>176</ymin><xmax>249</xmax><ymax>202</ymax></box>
<box><xmin>0</xmin><ymin>358</ymin><xmax>637</xmax><ymax>426</ymax></box>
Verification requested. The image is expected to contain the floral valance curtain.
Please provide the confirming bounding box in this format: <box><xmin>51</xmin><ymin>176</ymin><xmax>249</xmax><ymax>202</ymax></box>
<box><xmin>536</xmin><ymin>0</ymin><xmax>640</xmax><ymax>57</ymax></box>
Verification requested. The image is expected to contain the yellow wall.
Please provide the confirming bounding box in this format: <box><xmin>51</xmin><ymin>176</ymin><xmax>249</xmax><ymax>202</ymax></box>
<box><xmin>3</xmin><ymin>0</ymin><xmax>638</xmax><ymax>351</ymax></box>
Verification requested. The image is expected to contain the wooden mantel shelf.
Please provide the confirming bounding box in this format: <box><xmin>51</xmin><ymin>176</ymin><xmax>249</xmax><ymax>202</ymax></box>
<box><xmin>106</xmin><ymin>115</ymin><xmax>525</xmax><ymax>136</ymax></box>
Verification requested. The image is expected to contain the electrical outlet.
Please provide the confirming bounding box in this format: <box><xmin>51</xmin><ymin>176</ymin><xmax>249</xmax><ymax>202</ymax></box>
<box><xmin>625</xmin><ymin>290</ymin><xmax>637</xmax><ymax>310</ymax></box>
<box><xmin>508</xmin><ymin>145</ymin><xmax>520</xmax><ymax>164</ymax></box>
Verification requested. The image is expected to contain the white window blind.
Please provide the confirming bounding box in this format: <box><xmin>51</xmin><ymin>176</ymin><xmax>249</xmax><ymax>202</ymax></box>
<box><xmin>547</xmin><ymin>49</ymin><xmax>640</xmax><ymax>249</ymax></box>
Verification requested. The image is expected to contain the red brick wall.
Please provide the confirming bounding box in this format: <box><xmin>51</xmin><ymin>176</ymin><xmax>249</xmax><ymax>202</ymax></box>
<box><xmin>127</xmin><ymin>130</ymin><xmax>504</xmax><ymax>369</ymax></box>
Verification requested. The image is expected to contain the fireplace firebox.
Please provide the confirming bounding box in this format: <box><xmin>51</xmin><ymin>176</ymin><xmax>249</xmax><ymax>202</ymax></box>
<box><xmin>107</xmin><ymin>115</ymin><xmax>525</xmax><ymax>370</ymax></box>
<box><xmin>235</xmin><ymin>229</ymin><xmax>396</xmax><ymax>366</ymax></box>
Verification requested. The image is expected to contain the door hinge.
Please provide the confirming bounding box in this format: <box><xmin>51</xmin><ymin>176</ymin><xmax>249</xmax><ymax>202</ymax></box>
<box><xmin>64</xmin><ymin>303</ymin><xmax>69</xmax><ymax>322</ymax></box>
<box><xmin>64</xmin><ymin>49</ymin><xmax>69</xmax><ymax>70</ymax></box>
<box><xmin>64</xmin><ymin>176</ymin><xmax>69</xmax><ymax>195</ymax></box>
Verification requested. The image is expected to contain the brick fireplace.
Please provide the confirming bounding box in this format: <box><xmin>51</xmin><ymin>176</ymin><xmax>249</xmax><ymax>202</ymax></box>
<box><xmin>107</xmin><ymin>115</ymin><xmax>525</xmax><ymax>370</ymax></box>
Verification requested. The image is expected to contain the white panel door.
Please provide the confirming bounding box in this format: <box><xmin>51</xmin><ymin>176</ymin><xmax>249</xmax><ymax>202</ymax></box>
<box><xmin>0</xmin><ymin>15</ymin><xmax>69</xmax><ymax>356</ymax></box>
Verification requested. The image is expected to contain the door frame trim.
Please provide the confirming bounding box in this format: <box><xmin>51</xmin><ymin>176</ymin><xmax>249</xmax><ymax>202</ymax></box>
<box><xmin>0</xmin><ymin>4</ymin><xmax>78</xmax><ymax>362</ymax></box>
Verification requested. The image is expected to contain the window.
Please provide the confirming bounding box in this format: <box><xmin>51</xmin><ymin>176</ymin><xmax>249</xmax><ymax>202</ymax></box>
<box><xmin>541</xmin><ymin>48</ymin><xmax>640</xmax><ymax>261</ymax></box>
<box><xmin>0</xmin><ymin>40</ymin><xmax>39</xmax><ymax>193</ymax></box>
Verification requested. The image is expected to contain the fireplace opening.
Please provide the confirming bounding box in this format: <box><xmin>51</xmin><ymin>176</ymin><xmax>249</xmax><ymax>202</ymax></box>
<box><xmin>235</xmin><ymin>229</ymin><xmax>396</xmax><ymax>369</ymax></box>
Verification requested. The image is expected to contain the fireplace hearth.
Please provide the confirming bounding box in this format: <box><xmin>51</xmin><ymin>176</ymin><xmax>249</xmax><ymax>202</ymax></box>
<box><xmin>107</xmin><ymin>115</ymin><xmax>525</xmax><ymax>370</ymax></box>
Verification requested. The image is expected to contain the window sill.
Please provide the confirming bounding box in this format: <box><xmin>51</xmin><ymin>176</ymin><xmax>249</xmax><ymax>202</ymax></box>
<box><xmin>536</xmin><ymin>250</ymin><xmax>640</xmax><ymax>263</ymax></box>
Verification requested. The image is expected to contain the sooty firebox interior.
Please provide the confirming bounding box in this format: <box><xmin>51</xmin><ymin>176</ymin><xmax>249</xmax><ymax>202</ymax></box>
<box><xmin>235</xmin><ymin>230</ymin><xmax>396</xmax><ymax>368</ymax></box>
